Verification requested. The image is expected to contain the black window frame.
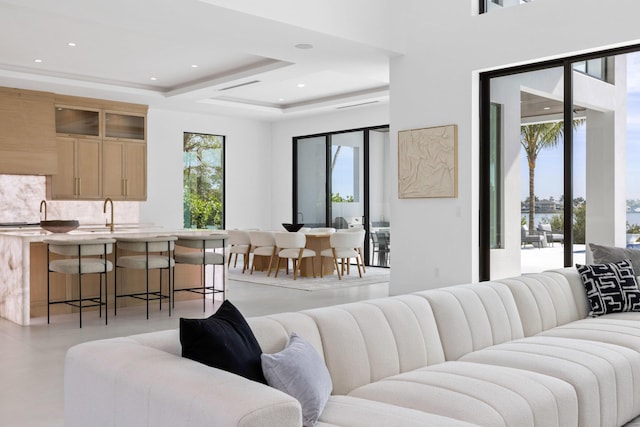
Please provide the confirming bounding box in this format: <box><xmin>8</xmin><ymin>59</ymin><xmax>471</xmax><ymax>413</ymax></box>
<box><xmin>479</xmin><ymin>44</ymin><xmax>640</xmax><ymax>280</ymax></box>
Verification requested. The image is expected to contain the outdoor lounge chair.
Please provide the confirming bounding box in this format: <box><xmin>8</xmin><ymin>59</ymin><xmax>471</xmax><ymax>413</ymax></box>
<box><xmin>536</xmin><ymin>223</ymin><xmax>564</xmax><ymax>246</ymax></box>
<box><xmin>521</xmin><ymin>225</ymin><xmax>545</xmax><ymax>248</ymax></box>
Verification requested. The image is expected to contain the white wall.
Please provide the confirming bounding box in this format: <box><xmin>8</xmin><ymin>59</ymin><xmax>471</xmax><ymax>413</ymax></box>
<box><xmin>142</xmin><ymin>108</ymin><xmax>273</xmax><ymax>230</ymax></box>
<box><xmin>269</xmin><ymin>104</ymin><xmax>389</xmax><ymax>230</ymax></box>
<box><xmin>388</xmin><ymin>0</ymin><xmax>640</xmax><ymax>294</ymax></box>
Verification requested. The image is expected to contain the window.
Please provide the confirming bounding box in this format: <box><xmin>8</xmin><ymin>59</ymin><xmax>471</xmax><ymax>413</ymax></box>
<box><xmin>480</xmin><ymin>45</ymin><xmax>640</xmax><ymax>281</ymax></box>
<box><xmin>572</xmin><ymin>57</ymin><xmax>614</xmax><ymax>83</ymax></box>
<box><xmin>489</xmin><ymin>103</ymin><xmax>503</xmax><ymax>249</ymax></box>
<box><xmin>183</xmin><ymin>132</ymin><xmax>224</xmax><ymax>229</ymax></box>
<box><xmin>481</xmin><ymin>0</ymin><xmax>533</xmax><ymax>13</ymax></box>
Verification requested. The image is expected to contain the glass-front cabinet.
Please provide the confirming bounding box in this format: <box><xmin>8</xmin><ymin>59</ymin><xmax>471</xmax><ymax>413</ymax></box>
<box><xmin>55</xmin><ymin>107</ymin><xmax>100</xmax><ymax>137</ymax></box>
<box><xmin>105</xmin><ymin>112</ymin><xmax>145</xmax><ymax>140</ymax></box>
<box><xmin>48</xmin><ymin>97</ymin><xmax>147</xmax><ymax>201</ymax></box>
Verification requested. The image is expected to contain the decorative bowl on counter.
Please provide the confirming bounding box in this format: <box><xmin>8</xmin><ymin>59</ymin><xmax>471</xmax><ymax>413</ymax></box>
<box><xmin>282</xmin><ymin>223</ymin><xmax>304</xmax><ymax>232</ymax></box>
<box><xmin>40</xmin><ymin>220</ymin><xmax>80</xmax><ymax>233</ymax></box>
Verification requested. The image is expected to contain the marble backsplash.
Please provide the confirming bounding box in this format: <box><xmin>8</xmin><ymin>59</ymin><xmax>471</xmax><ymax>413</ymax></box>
<box><xmin>0</xmin><ymin>175</ymin><xmax>140</xmax><ymax>225</ymax></box>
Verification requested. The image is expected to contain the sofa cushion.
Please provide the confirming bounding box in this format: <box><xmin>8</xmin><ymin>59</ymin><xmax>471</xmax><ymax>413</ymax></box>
<box><xmin>348</xmin><ymin>361</ymin><xmax>578</xmax><ymax>427</ymax></box>
<box><xmin>319</xmin><ymin>395</ymin><xmax>480</xmax><ymax>427</ymax></box>
<box><xmin>589</xmin><ymin>242</ymin><xmax>640</xmax><ymax>275</ymax></box>
<box><xmin>262</xmin><ymin>333</ymin><xmax>332</xmax><ymax>427</ymax></box>
<box><xmin>180</xmin><ymin>300</ymin><xmax>266</xmax><ymax>383</ymax></box>
<box><xmin>538</xmin><ymin>315</ymin><xmax>640</xmax><ymax>353</ymax></box>
<box><xmin>576</xmin><ymin>260</ymin><xmax>640</xmax><ymax>316</ymax></box>
<box><xmin>460</xmin><ymin>336</ymin><xmax>640</xmax><ymax>427</ymax></box>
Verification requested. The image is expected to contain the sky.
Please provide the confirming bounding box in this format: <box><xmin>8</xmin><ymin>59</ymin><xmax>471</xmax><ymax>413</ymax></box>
<box><xmin>520</xmin><ymin>51</ymin><xmax>640</xmax><ymax>201</ymax></box>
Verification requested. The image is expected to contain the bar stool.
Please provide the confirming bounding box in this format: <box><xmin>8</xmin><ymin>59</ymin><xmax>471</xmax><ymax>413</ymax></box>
<box><xmin>45</xmin><ymin>237</ymin><xmax>115</xmax><ymax>328</ymax></box>
<box><xmin>173</xmin><ymin>231</ymin><xmax>227</xmax><ymax>312</ymax></box>
<box><xmin>114</xmin><ymin>235</ymin><xmax>176</xmax><ymax>319</ymax></box>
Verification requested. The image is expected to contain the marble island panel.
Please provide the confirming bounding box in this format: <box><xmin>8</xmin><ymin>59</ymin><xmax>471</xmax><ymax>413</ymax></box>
<box><xmin>0</xmin><ymin>225</ymin><xmax>225</xmax><ymax>325</ymax></box>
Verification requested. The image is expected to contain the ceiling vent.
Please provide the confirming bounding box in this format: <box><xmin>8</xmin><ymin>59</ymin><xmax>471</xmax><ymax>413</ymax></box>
<box><xmin>218</xmin><ymin>80</ymin><xmax>260</xmax><ymax>91</ymax></box>
<box><xmin>336</xmin><ymin>100</ymin><xmax>379</xmax><ymax>110</ymax></box>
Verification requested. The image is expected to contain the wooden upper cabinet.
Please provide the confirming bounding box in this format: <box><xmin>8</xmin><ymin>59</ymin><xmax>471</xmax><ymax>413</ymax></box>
<box><xmin>47</xmin><ymin>95</ymin><xmax>147</xmax><ymax>200</ymax></box>
<box><xmin>105</xmin><ymin>112</ymin><xmax>145</xmax><ymax>140</ymax></box>
<box><xmin>0</xmin><ymin>88</ymin><xmax>56</xmax><ymax>175</ymax></box>
<box><xmin>48</xmin><ymin>137</ymin><xmax>101</xmax><ymax>200</ymax></box>
<box><xmin>55</xmin><ymin>107</ymin><xmax>100</xmax><ymax>137</ymax></box>
<box><xmin>103</xmin><ymin>140</ymin><xmax>146</xmax><ymax>200</ymax></box>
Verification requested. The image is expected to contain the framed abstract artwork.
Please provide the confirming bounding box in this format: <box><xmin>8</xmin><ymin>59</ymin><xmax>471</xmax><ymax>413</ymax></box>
<box><xmin>398</xmin><ymin>124</ymin><xmax>458</xmax><ymax>198</ymax></box>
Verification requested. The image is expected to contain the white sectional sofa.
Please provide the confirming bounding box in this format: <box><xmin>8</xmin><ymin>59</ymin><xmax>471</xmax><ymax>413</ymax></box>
<box><xmin>65</xmin><ymin>267</ymin><xmax>640</xmax><ymax>427</ymax></box>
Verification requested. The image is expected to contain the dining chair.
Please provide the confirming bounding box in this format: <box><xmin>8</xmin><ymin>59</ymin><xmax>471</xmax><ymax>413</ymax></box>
<box><xmin>320</xmin><ymin>230</ymin><xmax>364</xmax><ymax>279</ymax></box>
<box><xmin>310</xmin><ymin>227</ymin><xmax>336</xmax><ymax>234</ymax></box>
<box><xmin>273</xmin><ymin>231</ymin><xmax>316</xmax><ymax>279</ymax></box>
<box><xmin>372</xmin><ymin>231</ymin><xmax>390</xmax><ymax>267</ymax></box>
<box><xmin>45</xmin><ymin>237</ymin><xmax>115</xmax><ymax>328</ymax></box>
<box><xmin>338</xmin><ymin>228</ymin><xmax>366</xmax><ymax>274</ymax></box>
<box><xmin>248</xmin><ymin>231</ymin><xmax>277</xmax><ymax>275</ymax></box>
<box><xmin>227</xmin><ymin>229</ymin><xmax>251</xmax><ymax>273</ymax></box>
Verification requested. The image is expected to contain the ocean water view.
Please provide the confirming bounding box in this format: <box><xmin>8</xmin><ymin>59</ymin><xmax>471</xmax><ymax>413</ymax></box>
<box><xmin>522</xmin><ymin>212</ymin><xmax>640</xmax><ymax>227</ymax></box>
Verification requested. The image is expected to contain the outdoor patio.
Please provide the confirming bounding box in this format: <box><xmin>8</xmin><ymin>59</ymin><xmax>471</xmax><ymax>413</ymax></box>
<box><xmin>521</xmin><ymin>243</ymin><xmax>586</xmax><ymax>274</ymax></box>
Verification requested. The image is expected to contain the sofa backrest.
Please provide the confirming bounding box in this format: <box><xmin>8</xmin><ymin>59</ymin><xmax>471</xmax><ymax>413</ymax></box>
<box><xmin>249</xmin><ymin>295</ymin><xmax>446</xmax><ymax>396</ymax></box>
<box><xmin>249</xmin><ymin>312</ymin><xmax>324</xmax><ymax>358</ymax></box>
<box><xmin>415</xmin><ymin>281</ymin><xmax>525</xmax><ymax>361</ymax></box>
<box><xmin>495</xmin><ymin>269</ymin><xmax>587</xmax><ymax>336</ymax></box>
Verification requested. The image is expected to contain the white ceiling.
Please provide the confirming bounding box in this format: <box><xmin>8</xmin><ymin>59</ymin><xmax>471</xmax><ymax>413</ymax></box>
<box><xmin>0</xmin><ymin>0</ymin><xmax>400</xmax><ymax>120</ymax></box>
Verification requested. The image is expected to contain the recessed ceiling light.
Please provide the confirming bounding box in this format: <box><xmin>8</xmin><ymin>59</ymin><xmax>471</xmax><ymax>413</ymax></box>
<box><xmin>67</xmin><ymin>42</ymin><xmax>76</xmax><ymax>47</ymax></box>
<box><xmin>295</xmin><ymin>43</ymin><xmax>313</xmax><ymax>50</ymax></box>
<box><xmin>278</xmin><ymin>98</ymin><xmax>285</xmax><ymax>102</ymax></box>
<box><xmin>150</xmin><ymin>77</ymin><xmax>157</xmax><ymax>81</ymax></box>
<box><xmin>543</xmin><ymin>106</ymin><xmax>551</xmax><ymax>110</ymax></box>
<box><xmin>34</xmin><ymin>59</ymin><xmax>43</xmax><ymax>63</ymax></box>
<box><xmin>297</xmin><ymin>83</ymin><xmax>305</xmax><ymax>88</ymax></box>
<box><xmin>191</xmin><ymin>64</ymin><xmax>199</xmax><ymax>68</ymax></box>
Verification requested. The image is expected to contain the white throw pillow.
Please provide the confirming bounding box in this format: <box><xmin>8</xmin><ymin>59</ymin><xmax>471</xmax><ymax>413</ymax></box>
<box><xmin>261</xmin><ymin>332</ymin><xmax>333</xmax><ymax>427</ymax></box>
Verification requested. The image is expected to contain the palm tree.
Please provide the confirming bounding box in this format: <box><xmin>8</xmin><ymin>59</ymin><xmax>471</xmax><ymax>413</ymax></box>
<box><xmin>520</xmin><ymin>119</ymin><xmax>584</xmax><ymax>232</ymax></box>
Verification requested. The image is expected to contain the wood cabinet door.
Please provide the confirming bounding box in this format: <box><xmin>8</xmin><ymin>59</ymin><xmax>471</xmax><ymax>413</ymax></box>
<box><xmin>0</xmin><ymin>88</ymin><xmax>56</xmax><ymax>175</ymax></box>
<box><xmin>50</xmin><ymin>137</ymin><xmax>77</xmax><ymax>198</ymax></box>
<box><xmin>102</xmin><ymin>140</ymin><xmax>125</xmax><ymax>199</ymax></box>
<box><xmin>76</xmin><ymin>139</ymin><xmax>102</xmax><ymax>199</ymax></box>
<box><xmin>124</xmin><ymin>142</ymin><xmax>146</xmax><ymax>200</ymax></box>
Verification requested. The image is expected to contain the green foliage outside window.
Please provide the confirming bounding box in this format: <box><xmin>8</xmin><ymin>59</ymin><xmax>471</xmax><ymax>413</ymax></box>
<box><xmin>183</xmin><ymin>133</ymin><xmax>223</xmax><ymax>229</ymax></box>
<box><xmin>331</xmin><ymin>192</ymin><xmax>354</xmax><ymax>203</ymax></box>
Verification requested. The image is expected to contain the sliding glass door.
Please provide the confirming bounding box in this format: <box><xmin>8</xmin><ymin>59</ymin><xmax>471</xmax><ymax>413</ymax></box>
<box><xmin>480</xmin><ymin>46</ymin><xmax>637</xmax><ymax>280</ymax></box>
<box><xmin>293</xmin><ymin>126</ymin><xmax>390</xmax><ymax>267</ymax></box>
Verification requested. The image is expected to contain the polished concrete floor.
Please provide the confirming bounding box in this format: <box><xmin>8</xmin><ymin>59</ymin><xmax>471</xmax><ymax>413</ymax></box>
<box><xmin>0</xmin><ymin>277</ymin><xmax>389</xmax><ymax>427</ymax></box>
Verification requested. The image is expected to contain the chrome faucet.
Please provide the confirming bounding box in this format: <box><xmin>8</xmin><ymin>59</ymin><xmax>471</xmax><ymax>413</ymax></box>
<box><xmin>39</xmin><ymin>200</ymin><xmax>47</xmax><ymax>221</ymax></box>
<box><xmin>103</xmin><ymin>198</ymin><xmax>114</xmax><ymax>232</ymax></box>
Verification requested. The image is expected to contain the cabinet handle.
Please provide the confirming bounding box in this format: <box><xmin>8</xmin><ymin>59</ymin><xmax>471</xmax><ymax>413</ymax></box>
<box><xmin>125</xmin><ymin>179</ymin><xmax>129</xmax><ymax>196</ymax></box>
<box><xmin>74</xmin><ymin>178</ymin><xmax>79</xmax><ymax>196</ymax></box>
<box><xmin>77</xmin><ymin>178</ymin><xmax>81</xmax><ymax>195</ymax></box>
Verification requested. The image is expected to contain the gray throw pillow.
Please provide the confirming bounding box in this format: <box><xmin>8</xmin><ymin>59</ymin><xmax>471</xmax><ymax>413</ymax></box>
<box><xmin>589</xmin><ymin>243</ymin><xmax>640</xmax><ymax>275</ymax></box>
<box><xmin>261</xmin><ymin>332</ymin><xmax>333</xmax><ymax>427</ymax></box>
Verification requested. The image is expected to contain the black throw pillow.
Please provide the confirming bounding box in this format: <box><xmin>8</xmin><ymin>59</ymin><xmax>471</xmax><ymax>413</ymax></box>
<box><xmin>576</xmin><ymin>259</ymin><xmax>640</xmax><ymax>317</ymax></box>
<box><xmin>180</xmin><ymin>300</ymin><xmax>266</xmax><ymax>383</ymax></box>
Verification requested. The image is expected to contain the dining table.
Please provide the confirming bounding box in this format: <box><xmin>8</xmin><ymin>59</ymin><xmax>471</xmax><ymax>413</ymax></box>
<box><xmin>299</xmin><ymin>231</ymin><xmax>334</xmax><ymax>277</ymax></box>
<box><xmin>249</xmin><ymin>230</ymin><xmax>335</xmax><ymax>278</ymax></box>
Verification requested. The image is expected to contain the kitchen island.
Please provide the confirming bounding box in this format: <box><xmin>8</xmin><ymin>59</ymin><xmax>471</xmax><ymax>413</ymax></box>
<box><xmin>0</xmin><ymin>224</ymin><xmax>227</xmax><ymax>325</ymax></box>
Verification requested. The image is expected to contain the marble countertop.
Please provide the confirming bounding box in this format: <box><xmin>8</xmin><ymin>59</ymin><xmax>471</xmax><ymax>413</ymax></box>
<box><xmin>0</xmin><ymin>223</ymin><xmax>162</xmax><ymax>242</ymax></box>
<box><xmin>0</xmin><ymin>224</ymin><xmax>228</xmax><ymax>326</ymax></box>
<box><xmin>0</xmin><ymin>224</ymin><xmax>228</xmax><ymax>242</ymax></box>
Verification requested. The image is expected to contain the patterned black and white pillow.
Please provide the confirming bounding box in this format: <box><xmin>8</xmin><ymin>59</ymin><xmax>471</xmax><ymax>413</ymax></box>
<box><xmin>576</xmin><ymin>259</ymin><xmax>640</xmax><ymax>317</ymax></box>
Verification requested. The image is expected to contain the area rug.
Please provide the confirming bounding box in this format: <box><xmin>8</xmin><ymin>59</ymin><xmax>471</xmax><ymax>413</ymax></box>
<box><xmin>228</xmin><ymin>266</ymin><xmax>389</xmax><ymax>291</ymax></box>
